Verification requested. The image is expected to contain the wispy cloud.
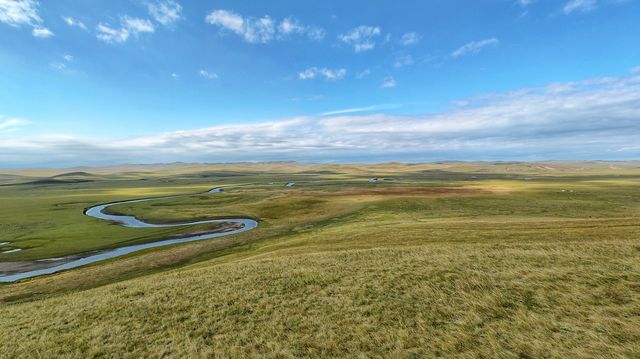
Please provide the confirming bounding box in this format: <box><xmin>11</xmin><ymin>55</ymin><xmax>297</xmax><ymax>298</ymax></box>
<box><xmin>339</xmin><ymin>25</ymin><xmax>382</xmax><ymax>52</ymax></box>
<box><xmin>50</xmin><ymin>62</ymin><xmax>66</xmax><ymax>71</ymax></box>
<box><xmin>62</xmin><ymin>16</ymin><xmax>87</xmax><ymax>30</ymax></box>
<box><xmin>4</xmin><ymin>74</ymin><xmax>640</xmax><ymax>166</ymax></box>
<box><xmin>0</xmin><ymin>116</ymin><xmax>29</xmax><ymax>132</ymax></box>
<box><xmin>563</xmin><ymin>0</ymin><xmax>597</xmax><ymax>14</ymax></box>
<box><xmin>199</xmin><ymin>69</ymin><xmax>218</xmax><ymax>80</ymax></box>
<box><xmin>451</xmin><ymin>38</ymin><xmax>499</xmax><ymax>58</ymax></box>
<box><xmin>96</xmin><ymin>23</ymin><xmax>130</xmax><ymax>43</ymax></box>
<box><xmin>147</xmin><ymin>0</ymin><xmax>182</xmax><ymax>26</ymax></box>
<box><xmin>517</xmin><ymin>0</ymin><xmax>534</xmax><ymax>6</ymax></box>
<box><xmin>32</xmin><ymin>26</ymin><xmax>53</xmax><ymax>38</ymax></box>
<box><xmin>206</xmin><ymin>10</ymin><xmax>245</xmax><ymax>35</ymax></box>
<box><xmin>278</xmin><ymin>16</ymin><xmax>325</xmax><ymax>40</ymax></box>
<box><xmin>298</xmin><ymin>67</ymin><xmax>346</xmax><ymax>81</ymax></box>
<box><xmin>0</xmin><ymin>0</ymin><xmax>53</xmax><ymax>38</ymax></box>
<box><xmin>205</xmin><ymin>9</ymin><xmax>324</xmax><ymax>44</ymax></box>
<box><xmin>0</xmin><ymin>0</ymin><xmax>40</xmax><ymax>26</ymax></box>
<box><xmin>393</xmin><ymin>55</ymin><xmax>414</xmax><ymax>68</ymax></box>
<box><xmin>50</xmin><ymin>54</ymin><xmax>74</xmax><ymax>72</ymax></box>
<box><xmin>289</xmin><ymin>95</ymin><xmax>324</xmax><ymax>103</ymax></box>
<box><xmin>122</xmin><ymin>16</ymin><xmax>154</xmax><ymax>34</ymax></box>
<box><xmin>96</xmin><ymin>16</ymin><xmax>154</xmax><ymax>44</ymax></box>
<box><xmin>356</xmin><ymin>69</ymin><xmax>371</xmax><ymax>79</ymax></box>
<box><xmin>399</xmin><ymin>32</ymin><xmax>421</xmax><ymax>46</ymax></box>
<box><xmin>382</xmin><ymin>76</ymin><xmax>397</xmax><ymax>88</ymax></box>
<box><xmin>320</xmin><ymin>104</ymin><xmax>401</xmax><ymax>116</ymax></box>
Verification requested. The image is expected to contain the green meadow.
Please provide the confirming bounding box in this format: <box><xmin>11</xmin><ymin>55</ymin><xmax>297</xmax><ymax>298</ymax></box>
<box><xmin>1</xmin><ymin>162</ymin><xmax>639</xmax><ymax>357</ymax></box>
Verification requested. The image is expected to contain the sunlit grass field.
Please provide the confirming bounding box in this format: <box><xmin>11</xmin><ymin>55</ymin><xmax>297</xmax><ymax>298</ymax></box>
<box><xmin>1</xmin><ymin>162</ymin><xmax>639</xmax><ymax>357</ymax></box>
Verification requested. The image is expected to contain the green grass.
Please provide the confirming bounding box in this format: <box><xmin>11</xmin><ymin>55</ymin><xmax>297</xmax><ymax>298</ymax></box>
<box><xmin>1</xmin><ymin>162</ymin><xmax>640</xmax><ymax>357</ymax></box>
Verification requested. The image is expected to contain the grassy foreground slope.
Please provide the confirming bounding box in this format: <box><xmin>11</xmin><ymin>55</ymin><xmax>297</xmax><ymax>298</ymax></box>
<box><xmin>1</xmin><ymin>162</ymin><xmax>640</xmax><ymax>357</ymax></box>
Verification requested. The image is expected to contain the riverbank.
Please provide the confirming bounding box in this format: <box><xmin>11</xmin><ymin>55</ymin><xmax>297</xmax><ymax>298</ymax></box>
<box><xmin>0</xmin><ymin>188</ymin><xmax>257</xmax><ymax>282</ymax></box>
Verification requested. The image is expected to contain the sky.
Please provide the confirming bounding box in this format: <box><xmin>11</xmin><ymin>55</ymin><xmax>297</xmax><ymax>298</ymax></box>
<box><xmin>0</xmin><ymin>0</ymin><xmax>639</xmax><ymax>168</ymax></box>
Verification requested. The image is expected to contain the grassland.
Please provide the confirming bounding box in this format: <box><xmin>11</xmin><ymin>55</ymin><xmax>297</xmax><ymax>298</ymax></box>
<box><xmin>1</xmin><ymin>161</ymin><xmax>639</xmax><ymax>357</ymax></box>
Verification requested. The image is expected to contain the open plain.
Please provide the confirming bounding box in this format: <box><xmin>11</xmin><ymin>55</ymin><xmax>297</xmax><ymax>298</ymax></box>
<box><xmin>1</xmin><ymin>161</ymin><xmax>639</xmax><ymax>357</ymax></box>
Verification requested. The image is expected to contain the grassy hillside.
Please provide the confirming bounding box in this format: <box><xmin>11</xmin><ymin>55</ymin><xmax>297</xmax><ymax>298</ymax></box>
<box><xmin>1</xmin><ymin>162</ymin><xmax>639</xmax><ymax>357</ymax></box>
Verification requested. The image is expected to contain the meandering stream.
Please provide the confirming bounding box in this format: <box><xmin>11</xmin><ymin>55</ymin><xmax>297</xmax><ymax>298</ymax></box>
<box><xmin>0</xmin><ymin>187</ymin><xmax>257</xmax><ymax>282</ymax></box>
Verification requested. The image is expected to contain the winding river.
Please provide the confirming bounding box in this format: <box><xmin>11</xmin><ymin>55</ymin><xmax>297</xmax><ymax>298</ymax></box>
<box><xmin>0</xmin><ymin>187</ymin><xmax>258</xmax><ymax>283</ymax></box>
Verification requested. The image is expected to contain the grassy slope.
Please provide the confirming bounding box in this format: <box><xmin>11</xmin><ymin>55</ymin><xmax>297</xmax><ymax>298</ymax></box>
<box><xmin>1</xmin><ymin>162</ymin><xmax>640</xmax><ymax>357</ymax></box>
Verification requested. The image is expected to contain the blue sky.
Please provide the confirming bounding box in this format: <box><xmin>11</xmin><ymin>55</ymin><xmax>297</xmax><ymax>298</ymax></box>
<box><xmin>1</xmin><ymin>0</ymin><xmax>639</xmax><ymax>167</ymax></box>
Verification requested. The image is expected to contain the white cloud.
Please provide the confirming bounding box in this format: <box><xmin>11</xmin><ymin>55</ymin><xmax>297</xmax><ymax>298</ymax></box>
<box><xmin>96</xmin><ymin>17</ymin><xmax>155</xmax><ymax>43</ymax></box>
<box><xmin>0</xmin><ymin>0</ymin><xmax>40</xmax><ymax>27</ymax></box>
<box><xmin>205</xmin><ymin>10</ymin><xmax>323</xmax><ymax>44</ymax></box>
<box><xmin>50</xmin><ymin>62</ymin><xmax>66</xmax><ymax>71</ymax></box>
<box><xmin>5</xmin><ymin>74</ymin><xmax>640</xmax><ymax>166</ymax></box>
<box><xmin>0</xmin><ymin>116</ymin><xmax>29</xmax><ymax>131</ymax></box>
<box><xmin>320</xmin><ymin>104</ymin><xmax>401</xmax><ymax>116</ymax></box>
<box><xmin>517</xmin><ymin>0</ymin><xmax>534</xmax><ymax>6</ymax></box>
<box><xmin>199</xmin><ymin>69</ymin><xmax>218</xmax><ymax>80</ymax></box>
<box><xmin>32</xmin><ymin>26</ymin><xmax>53</xmax><ymax>38</ymax></box>
<box><xmin>393</xmin><ymin>55</ymin><xmax>414</xmax><ymax>68</ymax></box>
<box><xmin>298</xmin><ymin>67</ymin><xmax>346</xmax><ymax>81</ymax></box>
<box><xmin>563</xmin><ymin>0</ymin><xmax>633</xmax><ymax>14</ymax></box>
<box><xmin>96</xmin><ymin>23</ymin><xmax>129</xmax><ymax>43</ymax></box>
<box><xmin>62</xmin><ymin>16</ymin><xmax>87</xmax><ymax>30</ymax></box>
<box><xmin>278</xmin><ymin>16</ymin><xmax>325</xmax><ymax>40</ymax></box>
<box><xmin>277</xmin><ymin>16</ymin><xmax>302</xmax><ymax>34</ymax></box>
<box><xmin>147</xmin><ymin>0</ymin><xmax>182</xmax><ymax>26</ymax></box>
<box><xmin>52</xmin><ymin>54</ymin><xmax>73</xmax><ymax>71</ymax></box>
<box><xmin>631</xmin><ymin>66</ymin><xmax>640</xmax><ymax>74</ymax></box>
<box><xmin>171</xmin><ymin>73</ymin><xmax>178</xmax><ymax>78</ymax></box>
<box><xmin>451</xmin><ymin>38</ymin><xmax>499</xmax><ymax>58</ymax></box>
<box><xmin>382</xmin><ymin>76</ymin><xmax>397</xmax><ymax>88</ymax></box>
<box><xmin>399</xmin><ymin>32</ymin><xmax>420</xmax><ymax>46</ymax></box>
<box><xmin>339</xmin><ymin>25</ymin><xmax>382</xmax><ymax>52</ymax></box>
<box><xmin>122</xmin><ymin>16</ymin><xmax>154</xmax><ymax>34</ymax></box>
<box><xmin>298</xmin><ymin>68</ymin><xmax>316</xmax><ymax>80</ymax></box>
<box><xmin>206</xmin><ymin>10</ymin><xmax>243</xmax><ymax>33</ymax></box>
<box><xmin>206</xmin><ymin>9</ymin><xmax>273</xmax><ymax>43</ymax></box>
<box><xmin>0</xmin><ymin>0</ymin><xmax>54</xmax><ymax>38</ymax></box>
<box><xmin>304</xmin><ymin>26</ymin><xmax>326</xmax><ymax>41</ymax></box>
<box><xmin>563</xmin><ymin>0</ymin><xmax>597</xmax><ymax>14</ymax></box>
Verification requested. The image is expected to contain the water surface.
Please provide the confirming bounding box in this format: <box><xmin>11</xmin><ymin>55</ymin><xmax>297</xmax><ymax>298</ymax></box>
<box><xmin>0</xmin><ymin>188</ymin><xmax>257</xmax><ymax>282</ymax></box>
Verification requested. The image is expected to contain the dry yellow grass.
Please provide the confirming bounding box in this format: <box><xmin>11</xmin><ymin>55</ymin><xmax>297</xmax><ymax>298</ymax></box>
<box><xmin>1</xmin><ymin>230</ymin><xmax>639</xmax><ymax>357</ymax></box>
